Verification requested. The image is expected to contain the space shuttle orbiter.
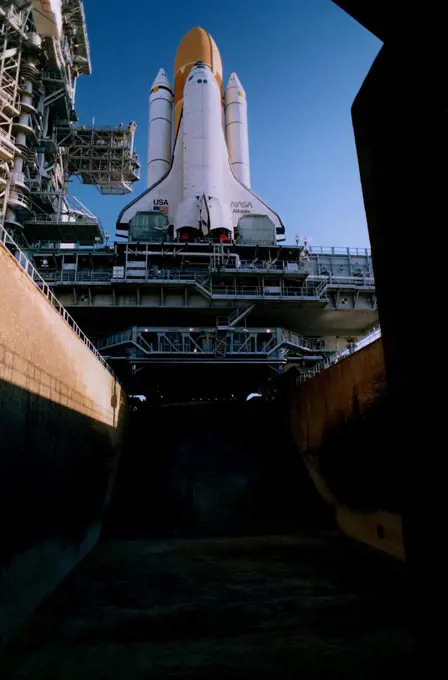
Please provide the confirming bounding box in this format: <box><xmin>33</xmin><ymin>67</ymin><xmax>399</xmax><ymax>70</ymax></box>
<box><xmin>116</xmin><ymin>27</ymin><xmax>285</xmax><ymax>242</ymax></box>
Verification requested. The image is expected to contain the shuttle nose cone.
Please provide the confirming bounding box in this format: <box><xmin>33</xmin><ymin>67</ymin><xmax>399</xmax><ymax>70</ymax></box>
<box><xmin>190</xmin><ymin>61</ymin><xmax>210</xmax><ymax>73</ymax></box>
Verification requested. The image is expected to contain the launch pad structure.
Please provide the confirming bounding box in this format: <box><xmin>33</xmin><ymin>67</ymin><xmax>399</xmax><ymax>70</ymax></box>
<box><xmin>0</xmin><ymin>2</ymin><xmax>379</xmax><ymax>399</ymax></box>
<box><xmin>0</xmin><ymin>0</ymin><xmax>140</xmax><ymax>240</ymax></box>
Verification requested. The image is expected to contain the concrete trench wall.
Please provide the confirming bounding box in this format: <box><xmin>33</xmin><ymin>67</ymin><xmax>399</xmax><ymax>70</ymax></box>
<box><xmin>0</xmin><ymin>236</ymin><xmax>404</xmax><ymax>641</ymax></box>
<box><xmin>0</xmin><ymin>244</ymin><xmax>127</xmax><ymax>643</ymax></box>
<box><xmin>290</xmin><ymin>339</ymin><xmax>405</xmax><ymax>560</ymax></box>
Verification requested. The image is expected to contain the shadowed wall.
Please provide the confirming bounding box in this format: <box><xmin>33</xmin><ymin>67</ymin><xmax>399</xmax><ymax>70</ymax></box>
<box><xmin>0</xmin><ymin>245</ymin><xmax>127</xmax><ymax>643</ymax></box>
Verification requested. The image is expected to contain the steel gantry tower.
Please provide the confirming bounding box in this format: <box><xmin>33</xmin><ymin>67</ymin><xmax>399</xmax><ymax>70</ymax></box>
<box><xmin>0</xmin><ymin>0</ymin><xmax>140</xmax><ymax>247</ymax></box>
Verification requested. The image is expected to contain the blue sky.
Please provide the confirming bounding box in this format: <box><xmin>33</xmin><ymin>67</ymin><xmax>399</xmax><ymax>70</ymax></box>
<box><xmin>74</xmin><ymin>0</ymin><xmax>381</xmax><ymax>247</ymax></box>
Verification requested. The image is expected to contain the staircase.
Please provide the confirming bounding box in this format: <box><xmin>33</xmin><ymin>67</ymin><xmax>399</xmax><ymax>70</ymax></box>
<box><xmin>194</xmin><ymin>275</ymin><xmax>212</xmax><ymax>298</ymax></box>
<box><xmin>216</xmin><ymin>304</ymin><xmax>255</xmax><ymax>330</ymax></box>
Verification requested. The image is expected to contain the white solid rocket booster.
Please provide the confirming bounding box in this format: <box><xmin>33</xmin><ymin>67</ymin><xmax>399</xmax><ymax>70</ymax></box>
<box><xmin>147</xmin><ymin>69</ymin><xmax>173</xmax><ymax>188</ymax></box>
<box><xmin>224</xmin><ymin>73</ymin><xmax>251</xmax><ymax>188</ymax></box>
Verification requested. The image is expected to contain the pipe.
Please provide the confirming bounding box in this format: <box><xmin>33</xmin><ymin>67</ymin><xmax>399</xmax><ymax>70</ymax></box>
<box><xmin>132</xmin><ymin>249</ymin><xmax>241</xmax><ymax>268</ymax></box>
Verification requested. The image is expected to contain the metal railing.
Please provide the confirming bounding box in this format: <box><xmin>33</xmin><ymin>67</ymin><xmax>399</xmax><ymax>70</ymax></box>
<box><xmin>39</xmin><ymin>270</ymin><xmax>113</xmax><ymax>283</ymax></box>
<box><xmin>297</xmin><ymin>325</ymin><xmax>381</xmax><ymax>384</ymax></box>
<box><xmin>41</xmin><ymin>71</ymin><xmax>66</xmax><ymax>83</ymax></box>
<box><xmin>223</xmin><ymin>260</ymin><xmax>308</xmax><ymax>273</ymax></box>
<box><xmin>0</xmin><ymin>223</ymin><xmax>117</xmax><ymax>380</ymax></box>
<box><xmin>37</xmin><ymin>268</ymin><xmax>202</xmax><ymax>284</ymax></box>
<box><xmin>210</xmin><ymin>285</ymin><xmax>326</xmax><ymax>299</ymax></box>
<box><xmin>31</xmin><ymin>241</ymin><xmax>110</xmax><ymax>251</ymax></box>
<box><xmin>349</xmin><ymin>326</ymin><xmax>381</xmax><ymax>351</ymax></box>
<box><xmin>128</xmin><ymin>269</ymin><xmax>199</xmax><ymax>282</ymax></box>
<box><xmin>309</xmin><ymin>246</ymin><xmax>371</xmax><ymax>256</ymax></box>
<box><xmin>24</xmin><ymin>215</ymin><xmax>100</xmax><ymax>226</ymax></box>
<box><xmin>309</xmin><ymin>275</ymin><xmax>375</xmax><ymax>288</ymax></box>
<box><xmin>40</xmin><ymin>269</ymin><xmax>327</xmax><ymax>299</ymax></box>
<box><xmin>36</xmin><ymin>266</ymin><xmax>375</xmax><ymax>299</ymax></box>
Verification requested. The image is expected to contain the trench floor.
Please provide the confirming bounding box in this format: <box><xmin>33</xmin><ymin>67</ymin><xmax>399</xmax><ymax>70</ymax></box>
<box><xmin>1</xmin><ymin>533</ymin><xmax>414</xmax><ymax>679</ymax></box>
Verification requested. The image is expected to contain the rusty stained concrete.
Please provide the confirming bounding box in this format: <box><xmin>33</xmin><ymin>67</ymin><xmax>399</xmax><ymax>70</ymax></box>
<box><xmin>290</xmin><ymin>339</ymin><xmax>404</xmax><ymax>560</ymax></box>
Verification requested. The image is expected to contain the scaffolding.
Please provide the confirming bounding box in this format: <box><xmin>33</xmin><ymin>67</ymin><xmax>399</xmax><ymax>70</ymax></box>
<box><xmin>61</xmin><ymin>0</ymin><xmax>91</xmax><ymax>77</ymax></box>
<box><xmin>55</xmin><ymin>123</ymin><xmax>141</xmax><ymax>194</ymax></box>
<box><xmin>0</xmin><ymin>0</ymin><xmax>27</xmax><ymax>223</ymax></box>
<box><xmin>23</xmin><ymin>191</ymin><xmax>104</xmax><ymax>243</ymax></box>
<box><xmin>0</xmin><ymin>0</ymin><xmax>140</xmax><ymax>246</ymax></box>
<box><xmin>96</xmin><ymin>326</ymin><xmax>327</xmax><ymax>365</ymax></box>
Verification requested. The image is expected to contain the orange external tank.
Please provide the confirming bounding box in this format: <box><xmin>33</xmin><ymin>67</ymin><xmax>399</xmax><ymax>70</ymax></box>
<box><xmin>173</xmin><ymin>26</ymin><xmax>223</xmax><ymax>141</ymax></box>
